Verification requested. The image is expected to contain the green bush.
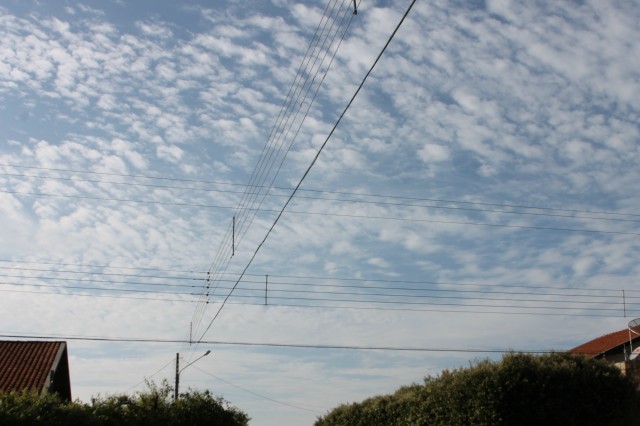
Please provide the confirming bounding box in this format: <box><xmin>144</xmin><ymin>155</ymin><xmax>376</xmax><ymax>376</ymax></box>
<box><xmin>0</xmin><ymin>380</ymin><xmax>249</xmax><ymax>426</ymax></box>
<box><xmin>0</xmin><ymin>391</ymin><xmax>90</xmax><ymax>426</ymax></box>
<box><xmin>316</xmin><ymin>353</ymin><xmax>640</xmax><ymax>426</ymax></box>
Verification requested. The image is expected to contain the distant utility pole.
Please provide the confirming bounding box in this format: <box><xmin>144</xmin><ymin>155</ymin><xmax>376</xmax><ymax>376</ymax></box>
<box><xmin>174</xmin><ymin>350</ymin><xmax>211</xmax><ymax>401</ymax></box>
<box><xmin>174</xmin><ymin>353</ymin><xmax>180</xmax><ymax>402</ymax></box>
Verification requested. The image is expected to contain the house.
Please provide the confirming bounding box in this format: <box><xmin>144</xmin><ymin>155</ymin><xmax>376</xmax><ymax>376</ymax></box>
<box><xmin>570</xmin><ymin>329</ymin><xmax>640</xmax><ymax>382</ymax></box>
<box><xmin>0</xmin><ymin>341</ymin><xmax>72</xmax><ymax>401</ymax></box>
<box><xmin>569</xmin><ymin>329</ymin><xmax>640</xmax><ymax>362</ymax></box>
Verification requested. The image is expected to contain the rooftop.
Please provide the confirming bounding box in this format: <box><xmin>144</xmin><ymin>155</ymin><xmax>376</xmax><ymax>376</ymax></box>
<box><xmin>0</xmin><ymin>341</ymin><xmax>69</xmax><ymax>398</ymax></box>
<box><xmin>569</xmin><ymin>329</ymin><xmax>640</xmax><ymax>359</ymax></box>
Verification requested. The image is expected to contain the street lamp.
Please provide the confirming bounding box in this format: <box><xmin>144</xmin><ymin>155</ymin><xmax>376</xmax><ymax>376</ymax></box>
<box><xmin>174</xmin><ymin>350</ymin><xmax>211</xmax><ymax>401</ymax></box>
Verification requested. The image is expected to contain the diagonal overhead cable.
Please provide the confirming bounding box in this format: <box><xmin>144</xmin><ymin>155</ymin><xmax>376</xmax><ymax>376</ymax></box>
<box><xmin>192</xmin><ymin>365</ymin><xmax>324</xmax><ymax>414</ymax></box>
<box><xmin>187</xmin><ymin>0</ymin><xmax>359</xmax><ymax>347</ymax></box>
<box><xmin>189</xmin><ymin>0</ymin><xmax>353</xmax><ymax>339</ymax></box>
<box><xmin>195</xmin><ymin>0</ymin><xmax>419</xmax><ymax>344</ymax></box>
<box><xmin>233</xmin><ymin>0</ymin><xmax>356</xmax><ymax>250</ymax></box>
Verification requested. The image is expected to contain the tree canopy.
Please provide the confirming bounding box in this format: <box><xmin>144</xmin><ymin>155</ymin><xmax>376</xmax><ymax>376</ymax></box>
<box><xmin>316</xmin><ymin>352</ymin><xmax>640</xmax><ymax>426</ymax></box>
<box><xmin>0</xmin><ymin>381</ymin><xmax>249</xmax><ymax>426</ymax></box>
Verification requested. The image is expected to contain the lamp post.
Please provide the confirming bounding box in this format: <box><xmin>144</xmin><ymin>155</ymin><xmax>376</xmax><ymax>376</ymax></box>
<box><xmin>174</xmin><ymin>350</ymin><xmax>211</xmax><ymax>401</ymax></box>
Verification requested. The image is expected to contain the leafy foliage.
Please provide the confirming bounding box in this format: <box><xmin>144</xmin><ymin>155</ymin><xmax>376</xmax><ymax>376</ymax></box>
<box><xmin>0</xmin><ymin>380</ymin><xmax>249</xmax><ymax>426</ymax></box>
<box><xmin>316</xmin><ymin>353</ymin><xmax>640</xmax><ymax>426</ymax></box>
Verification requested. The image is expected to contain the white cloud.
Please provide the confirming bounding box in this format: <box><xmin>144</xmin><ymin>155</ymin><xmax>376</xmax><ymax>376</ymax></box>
<box><xmin>95</xmin><ymin>155</ymin><xmax>128</xmax><ymax>174</ymax></box>
<box><xmin>136</xmin><ymin>21</ymin><xmax>173</xmax><ymax>39</ymax></box>
<box><xmin>418</xmin><ymin>143</ymin><xmax>450</xmax><ymax>163</ymax></box>
<box><xmin>0</xmin><ymin>1</ymin><xmax>639</xmax><ymax>425</ymax></box>
<box><xmin>486</xmin><ymin>0</ymin><xmax>514</xmax><ymax>20</ymax></box>
<box><xmin>367</xmin><ymin>257</ymin><xmax>389</xmax><ymax>268</ymax></box>
<box><xmin>157</xmin><ymin>144</ymin><xmax>184</xmax><ymax>163</ymax></box>
<box><xmin>111</xmin><ymin>138</ymin><xmax>148</xmax><ymax>170</ymax></box>
<box><xmin>96</xmin><ymin>94</ymin><xmax>118</xmax><ymax>110</ymax></box>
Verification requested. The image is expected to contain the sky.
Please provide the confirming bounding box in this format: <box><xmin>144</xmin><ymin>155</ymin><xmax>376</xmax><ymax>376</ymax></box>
<box><xmin>1</xmin><ymin>0</ymin><xmax>640</xmax><ymax>424</ymax></box>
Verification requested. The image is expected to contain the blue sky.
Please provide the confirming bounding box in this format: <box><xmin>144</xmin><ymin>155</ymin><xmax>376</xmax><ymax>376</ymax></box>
<box><xmin>1</xmin><ymin>0</ymin><xmax>640</xmax><ymax>424</ymax></box>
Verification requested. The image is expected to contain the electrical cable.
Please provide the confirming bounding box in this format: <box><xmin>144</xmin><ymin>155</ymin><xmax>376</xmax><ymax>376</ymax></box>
<box><xmin>189</xmin><ymin>0</ymin><xmax>358</xmax><ymax>348</ymax></box>
<box><xmin>6</xmin><ymin>185</ymin><xmax>640</xmax><ymax>238</ymax></box>
<box><xmin>0</xmin><ymin>266</ymin><xmax>204</xmax><ymax>281</ymax></box>
<box><xmin>232</xmin><ymin>0</ymin><xmax>341</xmax><ymax>233</ymax></box>
<box><xmin>191</xmin><ymin>365</ymin><xmax>324</xmax><ymax>414</ymax></box>
<box><xmin>124</xmin><ymin>358</ymin><xmax>175</xmax><ymax>393</ymax></box>
<box><xmin>1</xmin><ymin>287</ymin><xmax>635</xmax><ymax>317</ymax></box>
<box><xmin>5</xmin><ymin>171</ymin><xmax>640</xmax><ymax>224</ymax></box>
<box><xmin>233</xmin><ymin>0</ymin><xmax>345</xmax><ymax>234</ymax></box>
<box><xmin>2</xmin><ymin>279</ymin><xmax>633</xmax><ymax>307</ymax></box>
<box><xmin>2</xmin><ymin>260</ymin><xmax>640</xmax><ymax>294</ymax></box>
<box><xmin>0</xmin><ymin>259</ymin><xmax>207</xmax><ymax>274</ymax></box>
<box><xmin>5</xmin><ymin>189</ymin><xmax>639</xmax><ymax>236</ymax></box>
<box><xmin>202</xmin><ymin>0</ymin><xmax>353</xmax><ymax>309</ymax></box>
<box><xmin>234</xmin><ymin>0</ymin><xmax>356</xmax><ymax>251</ymax></box>
<box><xmin>3</xmin><ymin>167</ymin><xmax>639</xmax><ymax>219</ymax></box>
<box><xmin>195</xmin><ymin>0</ymin><xmax>418</xmax><ymax>344</ymax></box>
<box><xmin>191</xmin><ymin>3</ymin><xmax>348</xmax><ymax>316</ymax></box>
<box><xmin>0</xmin><ymin>287</ymin><xmax>195</xmax><ymax>303</ymax></box>
<box><xmin>4</xmin><ymin>273</ymin><xmax>634</xmax><ymax>300</ymax></box>
<box><xmin>0</xmin><ymin>332</ymin><xmax>591</xmax><ymax>353</ymax></box>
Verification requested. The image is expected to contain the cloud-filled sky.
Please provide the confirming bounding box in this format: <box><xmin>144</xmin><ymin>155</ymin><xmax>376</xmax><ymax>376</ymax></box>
<box><xmin>1</xmin><ymin>0</ymin><xmax>640</xmax><ymax>424</ymax></box>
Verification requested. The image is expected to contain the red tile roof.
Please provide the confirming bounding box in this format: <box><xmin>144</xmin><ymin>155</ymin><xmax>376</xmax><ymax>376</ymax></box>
<box><xmin>569</xmin><ymin>329</ymin><xmax>640</xmax><ymax>358</ymax></box>
<box><xmin>0</xmin><ymin>341</ymin><xmax>66</xmax><ymax>394</ymax></box>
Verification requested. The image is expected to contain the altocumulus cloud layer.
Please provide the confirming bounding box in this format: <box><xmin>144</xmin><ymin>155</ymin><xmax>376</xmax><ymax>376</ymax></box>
<box><xmin>0</xmin><ymin>1</ymin><xmax>640</xmax><ymax>425</ymax></box>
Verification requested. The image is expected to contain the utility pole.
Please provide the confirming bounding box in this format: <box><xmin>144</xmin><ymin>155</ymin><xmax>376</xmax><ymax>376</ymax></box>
<box><xmin>174</xmin><ymin>353</ymin><xmax>180</xmax><ymax>402</ymax></box>
<box><xmin>174</xmin><ymin>350</ymin><xmax>211</xmax><ymax>402</ymax></box>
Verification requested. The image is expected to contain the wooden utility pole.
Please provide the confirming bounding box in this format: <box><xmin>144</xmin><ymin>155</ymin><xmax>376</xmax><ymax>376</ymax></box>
<box><xmin>174</xmin><ymin>353</ymin><xmax>180</xmax><ymax>401</ymax></box>
<box><xmin>174</xmin><ymin>350</ymin><xmax>211</xmax><ymax>402</ymax></box>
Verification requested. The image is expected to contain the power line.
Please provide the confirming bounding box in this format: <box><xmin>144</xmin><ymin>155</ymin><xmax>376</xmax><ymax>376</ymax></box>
<box><xmin>0</xmin><ymin>280</ymin><xmax>200</xmax><ymax>296</ymax></box>
<box><xmin>0</xmin><ymin>266</ymin><xmax>204</xmax><ymax>281</ymax></box>
<box><xmin>232</xmin><ymin>0</ymin><xmax>345</xmax><ymax>236</ymax></box>
<box><xmin>191</xmin><ymin>365</ymin><xmax>324</xmax><ymax>414</ymax></box>
<box><xmin>281</xmin><ymin>210</ymin><xmax>640</xmax><ymax>235</ymax></box>
<box><xmin>124</xmin><ymin>358</ymin><xmax>175</xmax><ymax>393</ymax></box>
<box><xmin>190</xmin><ymin>0</ymin><xmax>359</xmax><ymax>348</ymax></box>
<box><xmin>243</xmin><ymin>294</ymin><xmax>625</xmax><ymax>312</ymax></box>
<box><xmin>208</xmin><ymin>0</ymin><xmax>353</xmax><ymax>279</ymax></box>
<box><xmin>0</xmin><ymin>164</ymin><xmax>246</xmax><ymax>186</ymax></box>
<box><xmin>1</xmin><ymin>260</ymin><xmax>637</xmax><ymax>316</ymax></box>
<box><xmin>0</xmin><ymin>259</ymin><xmax>206</xmax><ymax>274</ymax></box>
<box><xmin>2</xmin><ymin>165</ymin><xmax>638</xmax><ymax>219</ymax></box>
<box><xmin>0</xmin><ymin>274</ymin><xmax>206</xmax><ymax>289</ymax></box>
<box><xmin>0</xmin><ymin>287</ymin><xmax>195</xmax><ymax>303</ymax></box>
<box><xmin>232</xmin><ymin>301</ymin><xmax>633</xmax><ymax>318</ymax></box>
<box><xmin>2</xmin><ymin>279</ymin><xmax>633</xmax><ymax>307</ymax></box>
<box><xmin>1</xmin><ymin>287</ymin><xmax>633</xmax><ymax>317</ymax></box>
<box><xmin>0</xmin><ymin>259</ymin><xmax>640</xmax><ymax>299</ymax></box>
<box><xmin>5</xmin><ymin>189</ymin><xmax>640</xmax><ymax>236</ymax></box>
<box><xmin>0</xmin><ymin>332</ymin><xmax>583</xmax><ymax>354</ymax></box>
<box><xmin>0</xmin><ymin>171</ymin><xmax>247</xmax><ymax>196</ymax></box>
<box><xmin>0</xmin><ymin>189</ymin><xmax>237</xmax><ymax>210</ymax></box>
<box><xmin>195</xmin><ymin>0</ymin><xmax>419</xmax><ymax>344</ymax></box>
<box><xmin>6</xmin><ymin>272</ymin><xmax>631</xmax><ymax>301</ymax></box>
<box><xmin>191</xmin><ymin>0</ymin><xmax>351</xmax><ymax>335</ymax></box>
<box><xmin>0</xmin><ymin>259</ymin><xmax>640</xmax><ymax>292</ymax></box>
<box><xmin>233</xmin><ymin>0</ymin><xmax>357</xmax><ymax>252</ymax></box>
<box><xmin>5</xmin><ymin>171</ymin><xmax>640</xmax><ymax>223</ymax></box>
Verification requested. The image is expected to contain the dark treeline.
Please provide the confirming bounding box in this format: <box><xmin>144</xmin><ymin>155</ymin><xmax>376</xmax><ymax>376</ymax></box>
<box><xmin>0</xmin><ymin>381</ymin><xmax>248</xmax><ymax>426</ymax></box>
<box><xmin>316</xmin><ymin>353</ymin><xmax>640</xmax><ymax>426</ymax></box>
